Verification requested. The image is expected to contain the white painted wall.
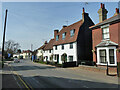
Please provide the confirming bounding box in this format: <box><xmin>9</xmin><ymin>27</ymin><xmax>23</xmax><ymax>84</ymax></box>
<box><xmin>22</xmin><ymin>52</ymin><xmax>32</xmax><ymax>59</ymax></box>
<box><xmin>36</xmin><ymin>49</ymin><xmax>43</xmax><ymax>59</ymax></box>
<box><xmin>13</xmin><ymin>54</ymin><xmax>19</xmax><ymax>58</ymax></box>
<box><xmin>43</xmin><ymin>50</ymin><xmax>53</xmax><ymax>62</ymax></box>
<box><xmin>53</xmin><ymin>42</ymin><xmax>77</xmax><ymax>64</ymax></box>
<box><xmin>97</xmin><ymin>46</ymin><xmax>117</xmax><ymax>66</ymax></box>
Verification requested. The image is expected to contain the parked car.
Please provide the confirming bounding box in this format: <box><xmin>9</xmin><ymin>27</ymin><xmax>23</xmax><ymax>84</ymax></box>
<box><xmin>14</xmin><ymin>58</ymin><xmax>20</xmax><ymax>63</ymax></box>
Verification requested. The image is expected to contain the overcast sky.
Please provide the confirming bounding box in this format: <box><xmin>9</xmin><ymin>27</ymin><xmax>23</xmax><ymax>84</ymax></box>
<box><xmin>0</xmin><ymin>1</ymin><xmax>119</xmax><ymax>51</ymax></box>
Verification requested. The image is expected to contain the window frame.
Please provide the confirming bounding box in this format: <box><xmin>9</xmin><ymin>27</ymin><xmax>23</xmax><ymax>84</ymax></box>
<box><xmin>70</xmin><ymin>29</ymin><xmax>75</xmax><ymax>37</ymax></box>
<box><xmin>70</xmin><ymin>43</ymin><xmax>73</xmax><ymax>49</ymax></box>
<box><xmin>61</xmin><ymin>44</ymin><xmax>64</xmax><ymax>50</ymax></box>
<box><xmin>62</xmin><ymin>32</ymin><xmax>66</xmax><ymax>40</ymax></box>
<box><xmin>56</xmin><ymin>35</ymin><xmax>59</xmax><ymax>41</ymax></box>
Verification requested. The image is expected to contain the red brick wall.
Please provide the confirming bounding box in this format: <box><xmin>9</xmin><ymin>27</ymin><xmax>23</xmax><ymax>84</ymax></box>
<box><xmin>92</xmin><ymin>22</ymin><xmax>120</xmax><ymax>63</ymax></box>
<box><xmin>92</xmin><ymin>28</ymin><xmax>102</xmax><ymax>62</ymax></box>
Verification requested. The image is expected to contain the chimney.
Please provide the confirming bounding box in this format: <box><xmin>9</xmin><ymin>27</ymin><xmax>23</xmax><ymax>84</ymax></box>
<box><xmin>114</xmin><ymin>8</ymin><xmax>119</xmax><ymax>16</ymax></box>
<box><xmin>82</xmin><ymin>7</ymin><xmax>89</xmax><ymax>22</ymax></box>
<box><xmin>62</xmin><ymin>25</ymin><xmax>67</xmax><ymax>28</ymax></box>
<box><xmin>98</xmin><ymin>3</ymin><xmax>108</xmax><ymax>22</ymax></box>
<box><xmin>54</xmin><ymin>30</ymin><xmax>59</xmax><ymax>38</ymax></box>
<box><xmin>44</xmin><ymin>41</ymin><xmax>47</xmax><ymax>44</ymax></box>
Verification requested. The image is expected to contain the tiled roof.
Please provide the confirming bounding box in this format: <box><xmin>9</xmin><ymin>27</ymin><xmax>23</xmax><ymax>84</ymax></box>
<box><xmin>37</xmin><ymin>44</ymin><xmax>47</xmax><ymax>50</ymax></box>
<box><xmin>54</xmin><ymin>20</ymin><xmax>83</xmax><ymax>45</ymax></box>
<box><xmin>44</xmin><ymin>39</ymin><xmax>55</xmax><ymax>50</ymax></box>
<box><xmin>90</xmin><ymin>14</ymin><xmax>120</xmax><ymax>29</ymax></box>
<box><xmin>23</xmin><ymin>50</ymin><xmax>32</xmax><ymax>53</ymax></box>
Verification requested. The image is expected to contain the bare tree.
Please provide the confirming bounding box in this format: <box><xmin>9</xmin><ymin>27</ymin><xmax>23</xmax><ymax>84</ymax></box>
<box><xmin>5</xmin><ymin>40</ymin><xmax>20</xmax><ymax>54</ymax></box>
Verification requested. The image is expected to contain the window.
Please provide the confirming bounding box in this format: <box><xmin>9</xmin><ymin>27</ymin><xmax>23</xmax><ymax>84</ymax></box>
<box><xmin>55</xmin><ymin>46</ymin><xmax>57</xmax><ymax>50</ymax></box>
<box><xmin>61</xmin><ymin>45</ymin><xmax>64</xmax><ymax>50</ymax></box>
<box><xmin>54</xmin><ymin>55</ymin><xmax>56</xmax><ymax>60</ymax></box>
<box><xmin>56</xmin><ymin>35</ymin><xmax>59</xmax><ymax>41</ymax></box>
<box><xmin>99</xmin><ymin>50</ymin><xmax>107</xmax><ymax>63</ymax></box>
<box><xmin>49</xmin><ymin>50</ymin><xmax>51</xmax><ymax>53</ymax></box>
<box><xmin>70</xmin><ymin>43</ymin><xmax>73</xmax><ymax>49</ymax></box>
<box><xmin>69</xmin><ymin>56</ymin><xmax>73</xmax><ymax>62</ymax></box>
<box><xmin>62</xmin><ymin>32</ymin><xmax>66</xmax><ymax>40</ymax></box>
<box><xmin>102</xmin><ymin>27</ymin><xmax>109</xmax><ymax>40</ymax></box>
<box><xmin>109</xmin><ymin>49</ymin><xmax>115</xmax><ymax>64</ymax></box>
<box><xmin>70</xmin><ymin>29</ymin><xmax>75</xmax><ymax>37</ymax></box>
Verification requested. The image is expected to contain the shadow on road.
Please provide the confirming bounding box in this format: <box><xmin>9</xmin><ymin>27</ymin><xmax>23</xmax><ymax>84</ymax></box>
<box><xmin>23</xmin><ymin>75</ymin><xmax>120</xmax><ymax>89</ymax></box>
<box><xmin>1</xmin><ymin>73</ymin><xmax>120</xmax><ymax>89</ymax></box>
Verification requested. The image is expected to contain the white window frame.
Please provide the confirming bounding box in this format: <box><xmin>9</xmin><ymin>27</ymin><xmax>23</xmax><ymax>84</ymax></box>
<box><xmin>97</xmin><ymin>46</ymin><xmax>117</xmax><ymax>66</ymax></box>
<box><xmin>101</xmin><ymin>24</ymin><xmax>110</xmax><ymax>41</ymax></box>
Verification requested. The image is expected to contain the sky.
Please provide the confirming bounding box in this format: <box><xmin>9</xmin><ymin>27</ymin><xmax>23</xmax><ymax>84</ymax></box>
<box><xmin>0</xmin><ymin>1</ymin><xmax>119</xmax><ymax>51</ymax></box>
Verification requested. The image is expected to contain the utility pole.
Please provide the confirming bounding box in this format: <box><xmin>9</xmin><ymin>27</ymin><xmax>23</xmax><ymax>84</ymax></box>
<box><xmin>2</xmin><ymin>9</ymin><xmax>8</xmax><ymax>68</ymax></box>
<box><xmin>31</xmin><ymin>44</ymin><xmax>33</xmax><ymax>51</ymax></box>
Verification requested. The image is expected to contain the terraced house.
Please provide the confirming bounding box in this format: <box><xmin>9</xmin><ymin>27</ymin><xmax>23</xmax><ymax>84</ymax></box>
<box><xmin>52</xmin><ymin>8</ymin><xmax>94</xmax><ymax>65</ymax></box>
<box><xmin>90</xmin><ymin>3</ymin><xmax>120</xmax><ymax>70</ymax></box>
<box><xmin>36</xmin><ymin>41</ymin><xmax>47</xmax><ymax>60</ymax></box>
<box><xmin>43</xmin><ymin>39</ymin><xmax>55</xmax><ymax>62</ymax></box>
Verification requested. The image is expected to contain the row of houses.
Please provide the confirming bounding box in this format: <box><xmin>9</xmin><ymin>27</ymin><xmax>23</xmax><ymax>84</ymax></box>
<box><xmin>36</xmin><ymin>3</ymin><xmax>120</xmax><ymax>69</ymax></box>
<box><xmin>13</xmin><ymin>50</ymin><xmax>32</xmax><ymax>59</ymax></box>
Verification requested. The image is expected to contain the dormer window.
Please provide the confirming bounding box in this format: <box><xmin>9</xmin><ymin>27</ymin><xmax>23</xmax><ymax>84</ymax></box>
<box><xmin>62</xmin><ymin>32</ymin><xmax>66</xmax><ymax>40</ymax></box>
<box><xmin>102</xmin><ymin>26</ymin><xmax>109</xmax><ymax>40</ymax></box>
<box><xmin>56</xmin><ymin>35</ymin><xmax>59</xmax><ymax>41</ymax></box>
<box><xmin>70</xmin><ymin>29</ymin><xmax>75</xmax><ymax>37</ymax></box>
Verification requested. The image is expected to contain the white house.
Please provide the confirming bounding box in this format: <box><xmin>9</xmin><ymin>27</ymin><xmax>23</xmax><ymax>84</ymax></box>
<box><xmin>22</xmin><ymin>50</ymin><xmax>32</xmax><ymax>59</ymax></box>
<box><xmin>43</xmin><ymin>39</ymin><xmax>54</xmax><ymax>62</ymax></box>
<box><xmin>52</xmin><ymin>8</ymin><xmax>94</xmax><ymax>65</ymax></box>
<box><xmin>36</xmin><ymin>41</ymin><xmax>47</xmax><ymax>60</ymax></box>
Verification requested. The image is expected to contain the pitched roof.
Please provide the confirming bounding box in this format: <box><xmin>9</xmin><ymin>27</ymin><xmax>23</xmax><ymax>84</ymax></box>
<box><xmin>23</xmin><ymin>50</ymin><xmax>32</xmax><ymax>53</ymax></box>
<box><xmin>53</xmin><ymin>20</ymin><xmax>83</xmax><ymax>45</ymax></box>
<box><xmin>96</xmin><ymin>40</ymin><xmax>118</xmax><ymax>47</ymax></box>
<box><xmin>37</xmin><ymin>44</ymin><xmax>47</xmax><ymax>50</ymax></box>
<box><xmin>44</xmin><ymin>39</ymin><xmax>55</xmax><ymax>50</ymax></box>
<box><xmin>90</xmin><ymin>14</ymin><xmax>120</xmax><ymax>29</ymax></box>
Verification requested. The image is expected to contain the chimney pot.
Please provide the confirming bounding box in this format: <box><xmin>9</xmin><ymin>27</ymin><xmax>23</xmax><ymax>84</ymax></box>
<box><xmin>101</xmin><ymin>3</ymin><xmax>103</xmax><ymax>8</ymax></box>
<box><xmin>83</xmin><ymin>7</ymin><xmax>85</xmax><ymax>13</ymax></box>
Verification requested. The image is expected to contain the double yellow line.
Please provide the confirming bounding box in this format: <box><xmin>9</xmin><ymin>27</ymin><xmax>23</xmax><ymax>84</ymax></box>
<box><xmin>9</xmin><ymin>64</ymin><xmax>33</xmax><ymax>90</ymax></box>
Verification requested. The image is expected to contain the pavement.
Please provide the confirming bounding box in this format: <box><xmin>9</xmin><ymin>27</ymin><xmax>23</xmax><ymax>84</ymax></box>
<box><xmin>4</xmin><ymin>59</ymin><xmax>119</xmax><ymax>89</ymax></box>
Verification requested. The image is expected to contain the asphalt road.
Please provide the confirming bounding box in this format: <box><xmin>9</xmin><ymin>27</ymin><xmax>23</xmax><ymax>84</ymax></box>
<box><xmin>9</xmin><ymin>59</ymin><xmax>119</xmax><ymax>89</ymax></box>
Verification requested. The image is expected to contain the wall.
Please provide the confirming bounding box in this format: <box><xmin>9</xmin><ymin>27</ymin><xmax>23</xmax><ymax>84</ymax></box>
<box><xmin>53</xmin><ymin>42</ymin><xmax>77</xmax><ymax>64</ymax></box>
<box><xmin>92</xmin><ymin>28</ymin><xmax>102</xmax><ymax>63</ymax></box>
<box><xmin>43</xmin><ymin>50</ymin><xmax>53</xmax><ymax>62</ymax></box>
<box><xmin>77</xmin><ymin>13</ymin><xmax>94</xmax><ymax>64</ymax></box>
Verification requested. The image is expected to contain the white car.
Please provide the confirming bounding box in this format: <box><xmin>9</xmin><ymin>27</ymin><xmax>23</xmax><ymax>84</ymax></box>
<box><xmin>14</xmin><ymin>58</ymin><xmax>20</xmax><ymax>63</ymax></box>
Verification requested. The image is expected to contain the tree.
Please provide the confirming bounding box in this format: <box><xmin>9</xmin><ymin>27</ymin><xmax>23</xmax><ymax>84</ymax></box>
<box><xmin>5</xmin><ymin>40</ymin><xmax>21</xmax><ymax>55</ymax></box>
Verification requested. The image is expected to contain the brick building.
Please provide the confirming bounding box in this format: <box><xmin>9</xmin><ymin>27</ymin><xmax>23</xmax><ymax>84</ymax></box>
<box><xmin>90</xmin><ymin>3</ymin><xmax>120</xmax><ymax>68</ymax></box>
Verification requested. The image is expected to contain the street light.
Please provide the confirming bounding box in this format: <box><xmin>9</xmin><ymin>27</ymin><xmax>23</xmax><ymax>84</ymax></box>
<box><xmin>2</xmin><ymin>9</ymin><xmax>8</xmax><ymax>68</ymax></box>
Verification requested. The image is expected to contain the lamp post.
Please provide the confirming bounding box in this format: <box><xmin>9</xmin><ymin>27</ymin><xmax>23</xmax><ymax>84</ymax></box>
<box><xmin>2</xmin><ymin>9</ymin><xmax>8</xmax><ymax>68</ymax></box>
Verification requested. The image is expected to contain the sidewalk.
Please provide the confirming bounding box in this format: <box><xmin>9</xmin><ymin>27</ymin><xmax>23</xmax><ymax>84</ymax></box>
<box><xmin>2</xmin><ymin>63</ymin><xmax>20</xmax><ymax>89</ymax></box>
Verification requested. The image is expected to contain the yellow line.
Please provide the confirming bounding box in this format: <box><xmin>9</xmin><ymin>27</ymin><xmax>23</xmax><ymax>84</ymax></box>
<box><xmin>8</xmin><ymin>64</ymin><xmax>33</xmax><ymax>90</ymax></box>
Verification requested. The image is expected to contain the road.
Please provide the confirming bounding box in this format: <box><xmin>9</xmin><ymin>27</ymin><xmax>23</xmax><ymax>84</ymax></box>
<box><xmin>8</xmin><ymin>59</ymin><xmax>119</xmax><ymax>89</ymax></box>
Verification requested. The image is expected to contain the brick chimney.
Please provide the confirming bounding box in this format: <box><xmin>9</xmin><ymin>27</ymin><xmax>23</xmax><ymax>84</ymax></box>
<box><xmin>82</xmin><ymin>7</ymin><xmax>89</xmax><ymax>22</ymax></box>
<box><xmin>44</xmin><ymin>41</ymin><xmax>47</xmax><ymax>44</ymax></box>
<box><xmin>98</xmin><ymin>3</ymin><xmax>108</xmax><ymax>22</ymax></box>
<box><xmin>54</xmin><ymin>30</ymin><xmax>59</xmax><ymax>38</ymax></box>
<box><xmin>114</xmin><ymin>8</ymin><xmax>119</xmax><ymax>16</ymax></box>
